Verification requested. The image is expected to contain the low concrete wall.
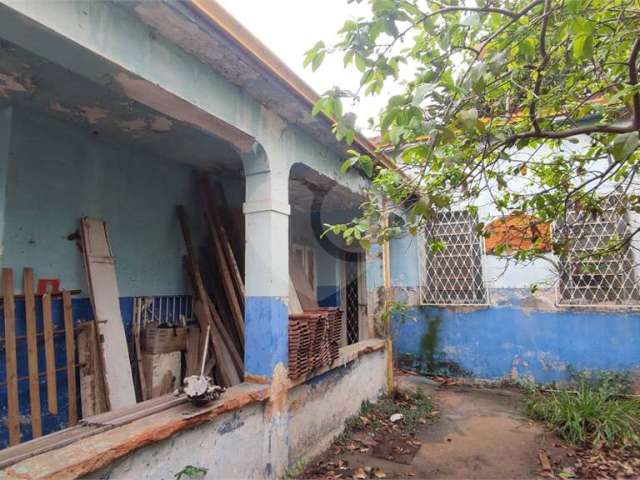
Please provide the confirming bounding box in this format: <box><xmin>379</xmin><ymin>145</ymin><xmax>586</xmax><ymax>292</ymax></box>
<box><xmin>288</xmin><ymin>349</ymin><xmax>386</xmax><ymax>462</ymax></box>
<box><xmin>91</xmin><ymin>349</ymin><xmax>386</xmax><ymax>479</ymax></box>
<box><xmin>393</xmin><ymin>289</ymin><xmax>640</xmax><ymax>384</ymax></box>
<box><xmin>100</xmin><ymin>403</ymin><xmax>266</xmax><ymax>480</ymax></box>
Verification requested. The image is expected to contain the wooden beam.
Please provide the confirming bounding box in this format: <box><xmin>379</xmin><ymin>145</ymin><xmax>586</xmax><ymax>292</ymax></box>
<box><xmin>177</xmin><ymin>206</ymin><xmax>234</xmax><ymax>387</ymax></box>
<box><xmin>3</xmin><ymin>268</ymin><xmax>20</xmax><ymax>446</ymax></box>
<box><xmin>24</xmin><ymin>268</ymin><xmax>42</xmax><ymax>438</ymax></box>
<box><xmin>42</xmin><ymin>293</ymin><xmax>58</xmax><ymax>415</ymax></box>
<box><xmin>199</xmin><ymin>177</ymin><xmax>245</xmax><ymax>342</ymax></box>
<box><xmin>133</xmin><ymin>299</ymin><xmax>148</xmax><ymax>401</ymax></box>
<box><xmin>202</xmin><ymin>175</ymin><xmax>245</xmax><ymax>299</ymax></box>
<box><xmin>62</xmin><ymin>290</ymin><xmax>78</xmax><ymax>426</ymax></box>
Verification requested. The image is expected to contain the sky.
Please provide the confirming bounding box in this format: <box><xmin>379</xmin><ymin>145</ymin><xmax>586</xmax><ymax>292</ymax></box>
<box><xmin>215</xmin><ymin>0</ymin><xmax>398</xmax><ymax>134</ymax></box>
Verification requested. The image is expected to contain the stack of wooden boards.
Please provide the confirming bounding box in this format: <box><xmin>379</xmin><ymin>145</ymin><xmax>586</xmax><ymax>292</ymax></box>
<box><xmin>177</xmin><ymin>175</ymin><xmax>245</xmax><ymax>387</ymax></box>
<box><xmin>1</xmin><ymin>268</ymin><xmax>78</xmax><ymax>447</ymax></box>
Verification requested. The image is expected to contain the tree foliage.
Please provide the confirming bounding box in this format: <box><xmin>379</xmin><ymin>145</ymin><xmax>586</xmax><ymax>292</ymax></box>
<box><xmin>306</xmin><ymin>0</ymin><xmax>640</xmax><ymax>261</ymax></box>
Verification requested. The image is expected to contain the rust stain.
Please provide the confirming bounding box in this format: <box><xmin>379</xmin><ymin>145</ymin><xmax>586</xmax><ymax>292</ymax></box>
<box><xmin>265</xmin><ymin>363</ymin><xmax>290</xmax><ymax>421</ymax></box>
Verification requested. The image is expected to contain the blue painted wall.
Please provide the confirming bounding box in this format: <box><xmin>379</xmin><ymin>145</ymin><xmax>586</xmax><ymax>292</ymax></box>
<box><xmin>389</xmin><ymin>232</ymin><xmax>640</xmax><ymax>383</ymax></box>
<box><xmin>0</xmin><ymin>108</ymin><xmax>213</xmax><ymax>296</ymax></box>
<box><xmin>245</xmin><ymin>296</ymin><xmax>288</xmax><ymax>377</ymax></box>
<box><xmin>393</xmin><ymin>290</ymin><xmax>640</xmax><ymax>383</ymax></box>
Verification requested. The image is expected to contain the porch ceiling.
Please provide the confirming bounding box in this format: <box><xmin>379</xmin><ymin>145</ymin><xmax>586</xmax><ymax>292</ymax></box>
<box><xmin>0</xmin><ymin>40</ymin><xmax>243</xmax><ymax>174</ymax></box>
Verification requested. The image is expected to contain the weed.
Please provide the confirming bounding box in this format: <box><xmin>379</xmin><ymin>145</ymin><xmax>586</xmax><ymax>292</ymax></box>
<box><xmin>285</xmin><ymin>458</ymin><xmax>308</xmax><ymax>479</ymax></box>
<box><xmin>523</xmin><ymin>372</ymin><xmax>640</xmax><ymax>448</ymax></box>
<box><xmin>174</xmin><ymin>465</ymin><xmax>208</xmax><ymax>480</ymax></box>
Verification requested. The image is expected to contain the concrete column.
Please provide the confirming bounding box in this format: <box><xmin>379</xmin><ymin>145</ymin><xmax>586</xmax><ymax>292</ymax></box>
<box><xmin>242</xmin><ymin>146</ymin><xmax>291</xmax><ymax>479</ymax></box>
<box><xmin>242</xmin><ymin>147</ymin><xmax>290</xmax><ymax>378</ymax></box>
<box><xmin>0</xmin><ymin>107</ymin><xmax>12</xmax><ymax>265</ymax></box>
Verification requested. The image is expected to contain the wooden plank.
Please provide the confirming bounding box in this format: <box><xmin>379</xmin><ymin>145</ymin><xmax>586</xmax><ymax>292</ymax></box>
<box><xmin>24</xmin><ymin>268</ymin><xmax>42</xmax><ymax>438</ymax></box>
<box><xmin>207</xmin><ymin>297</ymin><xmax>243</xmax><ymax>377</ymax></box>
<box><xmin>289</xmin><ymin>276</ymin><xmax>303</xmax><ymax>314</ymax></box>
<box><xmin>290</xmin><ymin>250</ymin><xmax>318</xmax><ymax>309</ymax></box>
<box><xmin>185</xmin><ymin>326</ymin><xmax>201</xmax><ymax>376</ymax></box>
<box><xmin>62</xmin><ymin>290</ymin><xmax>78</xmax><ymax>426</ymax></box>
<box><xmin>201</xmin><ymin>175</ymin><xmax>245</xmax><ymax>299</ymax></box>
<box><xmin>42</xmin><ymin>292</ymin><xmax>58</xmax><ymax>415</ymax></box>
<box><xmin>3</xmin><ymin>268</ymin><xmax>20</xmax><ymax>446</ymax></box>
<box><xmin>77</xmin><ymin>321</ymin><xmax>108</xmax><ymax>417</ymax></box>
<box><xmin>142</xmin><ymin>324</ymin><xmax>188</xmax><ymax>354</ymax></box>
<box><xmin>133</xmin><ymin>299</ymin><xmax>148</xmax><ymax>401</ymax></box>
<box><xmin>177</xmin><ymin>206</ymin><xmax>234</xmax><ymax>387</ymax></box>
<box><xmin>79</xmin><ymin>217</ymin><xmax>136</xmax><ymax>410</ymax></box>
<box><xmin>213</xmin><ymin>181</ymin><xmax>244</xmax><ymax>269</ymax></box>
<box><xmin>199</xmin><ymin>177</ymin><xmax>245</xmax><ymax>342</ymax></box>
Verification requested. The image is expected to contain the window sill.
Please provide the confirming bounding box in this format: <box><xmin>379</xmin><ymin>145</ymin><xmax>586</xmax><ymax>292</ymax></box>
<box><xmin>0</xmin><ymin>339</ymin><xmax>386</xmax><ymax>479</ymax></box>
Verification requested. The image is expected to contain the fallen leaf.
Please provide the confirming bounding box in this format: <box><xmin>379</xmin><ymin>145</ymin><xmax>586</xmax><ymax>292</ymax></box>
<box><xmin>539</xmin><ymin>451</ymin><xmax>552</xmax><ymax>472</ymax></box>
<box><xmin>408</xmin><ymin>472</ymin><xmax>416</xmax><ymax>477</ymax></box>
<box><xmin>373</xmin><ymin>467</ymin><xmax>386</xmax><ymax>478</ymax></box>
<box><xmin>353</xmin><ymin>467</ymin><xmax>367</xmax><ymax>479</ymax></box>
<box><xmin>346</xmin><ymin>442</ymin><xmax>358</xmax><ymax>451</ymax></box>
<box><xmin>352</xmin><ymin>432</ymin><xmax>378</xmax><ymax>447</ymax></box>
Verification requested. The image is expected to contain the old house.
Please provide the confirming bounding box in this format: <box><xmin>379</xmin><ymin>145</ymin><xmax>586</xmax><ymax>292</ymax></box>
<box><xmin>0</xmin><ymin>1</ymin><xmax>392</xmax><ymax>477</ymax></box>
<box><xmin>391</xmin><ymin>136</ymin><xmax>640</xmax><ymax>383</ymax></box>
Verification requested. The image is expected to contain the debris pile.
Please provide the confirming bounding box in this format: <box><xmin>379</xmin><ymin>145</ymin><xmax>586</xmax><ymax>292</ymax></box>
<box><xmin>298</xmin><ymin>390</ymin><xmax>435</xmax><ymax>479</ymax></box>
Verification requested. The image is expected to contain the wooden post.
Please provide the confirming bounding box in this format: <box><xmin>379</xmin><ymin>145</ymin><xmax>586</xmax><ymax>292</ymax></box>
<box><xmin>42</xmin><ymin>293</ymin><xmax>58</xmax><ymax>415</ymax></box>
<box><xmin>382</xmin><ymin>203</ymin><xmax>394</xmax><ymax>393</ymax></box>
<box><xmin>62</xmin><ymin>290</ymin><xmax>78</xmax><ymax>426</ymax></box>
<box><xmin>3</xmin><ymin>268</ymin><xmax>20</xmax><ymax>445</ymax></box>
<box><xmin>24</xmin><ymin>268</ymin><xmax>43</xmax><ymax>438</ymax></box>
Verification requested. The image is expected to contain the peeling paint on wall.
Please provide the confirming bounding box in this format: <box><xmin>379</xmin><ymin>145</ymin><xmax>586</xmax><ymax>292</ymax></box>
<box><xmin>79</xmin><ymin>105</ymin><xmax>108</xmax><ymax>124</ymax></box>
<box><xmin>121</xmin><ymin>118</ymin><xmax>147</xmax><ymax>131</ymax></box>
<box><xmin>0</xmin><ymin>72</ymin><xmax>29</xmax><ymax>97</ymax></box>
<box><xmin>150</xmin><ymin>115</ymin><xmax>172</xmax><ymax>132</ymax></box>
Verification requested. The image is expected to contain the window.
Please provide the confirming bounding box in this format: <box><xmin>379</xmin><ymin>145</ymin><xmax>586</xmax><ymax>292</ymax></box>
<box><xmin>420</xmin><ymin>210</ymin><xmax>489</xmax><ymax>306</ymax></box>
<box><xmin>556</xmin><ymin>197</ymin><xmax>640</xmax><ymax>307</ymax></box>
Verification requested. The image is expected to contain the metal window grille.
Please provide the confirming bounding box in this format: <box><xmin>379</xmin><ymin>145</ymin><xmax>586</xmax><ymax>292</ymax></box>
<box><xmin>419</xmin><ymin>210</ymin><xmax>489</xmax><ymax>306</ymax></box>
<box><xmin>556</xmin><ymin>196</ymin><xmax>640</xmax><ymax>307</ymax></box>
<box><xmin>345</xmin><ymin>253</ymin><xmax>360</xmax><ymax>344</ymax></box>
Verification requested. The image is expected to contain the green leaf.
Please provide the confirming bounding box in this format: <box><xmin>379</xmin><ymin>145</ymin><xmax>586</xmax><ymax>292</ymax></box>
<box><xmin>340</xmin><ymin>156</ymin><xmax>359</xmax><ymax>174</ymax></box>
<box><xmin>572</xmin><ymin>33</ymin><xmax>593</xmax><ymax>60</ymax></box>
<box><xmin>355</xmin><ymin>53</ymin><xmax>367</xmax><ymax>72</ymax></box>
<box><xmin>612</xmin><ymin>132</ymin><xmax>639</xmax><ymax>162</ymax></box>
<box><xmin>458</xmin><ymin>108</ymin><xmax>479</xmax><ymax>131</ymax></box>
<box><xmin>412</xmin><ymin>83</ymin><xmax>436</xmax><ymax>106</ymax></box>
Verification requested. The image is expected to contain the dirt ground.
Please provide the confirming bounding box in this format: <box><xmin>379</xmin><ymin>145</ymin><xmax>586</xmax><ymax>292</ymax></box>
<box><xmin>302</xmin><ymin>374</ymin><xmax>575</xmax><ymax>479</ymax></box>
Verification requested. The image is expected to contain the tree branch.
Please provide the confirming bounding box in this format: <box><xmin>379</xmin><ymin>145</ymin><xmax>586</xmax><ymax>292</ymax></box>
<box><xmin>629</xmin><ymin>36</ymin><xmax>640</xmax><ymax>128</ymax></box>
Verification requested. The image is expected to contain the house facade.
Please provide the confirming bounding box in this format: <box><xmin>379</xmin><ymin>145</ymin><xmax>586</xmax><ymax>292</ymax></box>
<box><xmin>391</xmin><ymin>138</ymin><xmax>640</xmax><ymax>384</ymax></box>
<box><xmin>0</xmin><ymin>1</ymin><xmax>391</xmax><ymax>477</ymax></box>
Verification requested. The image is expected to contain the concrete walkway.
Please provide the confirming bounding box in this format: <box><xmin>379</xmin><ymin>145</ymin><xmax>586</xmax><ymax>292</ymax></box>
<box><xmin>340</xmin><ymin>375</ymin><xmax>568</xmax><ymax>479</ymax></box>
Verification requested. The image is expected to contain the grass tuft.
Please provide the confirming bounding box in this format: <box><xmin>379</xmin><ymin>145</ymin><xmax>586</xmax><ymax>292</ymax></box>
<box><xmin>523</xmin><ymin>371</ymin><xmax>640</xmax><ymax>448</ymax></box>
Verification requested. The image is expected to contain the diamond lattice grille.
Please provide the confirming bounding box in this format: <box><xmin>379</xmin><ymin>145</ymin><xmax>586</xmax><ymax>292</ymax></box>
<box><xmin>556</xmin><ymin>197</ymin><xmax>640</xmax><ymax>307</ymax></box>
<box><xmin>420</xmin><ymin>211</ymin><xmax>488</xmax><ymax>305</ymax></box>
<box><xmin>345</xmin><ymin>254</ymin><xmax>360</xmax><ymax>345</ymax></box>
